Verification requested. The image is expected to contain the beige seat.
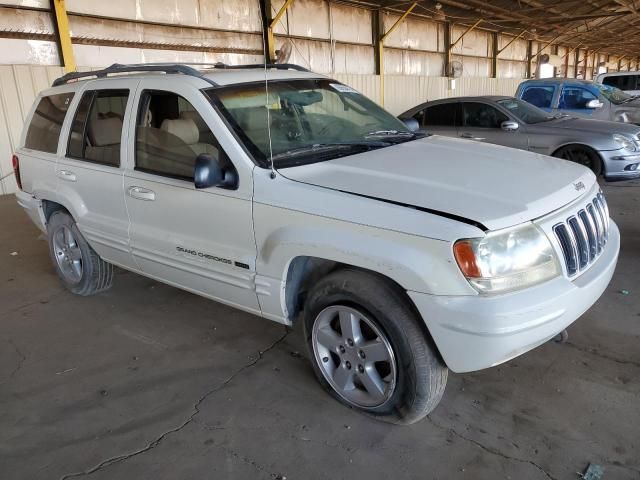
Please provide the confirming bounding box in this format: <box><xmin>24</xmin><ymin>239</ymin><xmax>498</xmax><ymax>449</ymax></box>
<box><xmin>85</xmin><ymin>116</ymin><xmax>122</xmax><ymax>165</ymax></box>
<box><xmin>160</xmin><ymin>118</ymin><xmax>218</xmax><ymax>157</ymax></box>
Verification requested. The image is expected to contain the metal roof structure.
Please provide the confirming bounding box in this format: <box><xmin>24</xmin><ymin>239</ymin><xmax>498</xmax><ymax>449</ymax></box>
<box><xmin>340</xmin><ymin>0</ymin><xmax>640</xmax><ymax>58</ymax></box>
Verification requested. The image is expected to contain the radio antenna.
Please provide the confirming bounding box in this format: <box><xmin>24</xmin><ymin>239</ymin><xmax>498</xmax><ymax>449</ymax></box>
<box><xmin>260</xmin><ymin>10</ymin><xmax>276</xmax><ymax>180</ymax></box>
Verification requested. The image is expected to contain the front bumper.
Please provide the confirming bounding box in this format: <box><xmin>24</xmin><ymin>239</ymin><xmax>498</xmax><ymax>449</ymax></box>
<box><xmin>600</xmin><ymin>150</ymin><xmax>640</xmax><ymax>181</ymax></box>
<box><xmin>15</xmin><ymin>190</ymin><xmax>46</xmax><ymax>232</ymax></box>
<box><xmin>409</xmin><ymin>220</ymin><xmax>619</xmax><ymax>373</ymax></box>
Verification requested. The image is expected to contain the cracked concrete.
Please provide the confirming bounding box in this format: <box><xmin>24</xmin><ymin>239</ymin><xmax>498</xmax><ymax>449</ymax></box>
<box><xmin>1</xmin><ymin>181</ymin><xmax>639</xmax><ymax>480</ymax></box>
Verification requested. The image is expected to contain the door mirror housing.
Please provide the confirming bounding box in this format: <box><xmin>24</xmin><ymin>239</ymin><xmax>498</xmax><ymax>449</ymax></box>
<box><xmin>402</xmin><ymin>117</ymin><xmax>420</xmax><ymax>132</ymax></box>
<box><xmin>194</xmin><ymin>153</ymin><xmax>238</xmax><ymax>190</ymax></box>
<box><xmin>501</xmin><ymin>120</ymin><xmax>520</xmax><ymax>132</ymax></box>
<box><xmin>586</xmin><ymin>99</ymin><xmax>604</xmax><ymax>109</ymax></box>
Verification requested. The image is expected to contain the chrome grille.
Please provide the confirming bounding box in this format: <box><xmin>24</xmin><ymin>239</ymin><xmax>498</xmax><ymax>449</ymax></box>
<box><xmin>553</xmin><ymin>192</ymin><xmax>610</xmax><ymax>277</ymax></box>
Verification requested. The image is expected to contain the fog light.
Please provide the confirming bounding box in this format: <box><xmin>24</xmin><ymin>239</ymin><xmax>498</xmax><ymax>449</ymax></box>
<box><xmin>624</xmin><ymin>163</ymin><xmax>639</xmax><ymax>171</ymax></box>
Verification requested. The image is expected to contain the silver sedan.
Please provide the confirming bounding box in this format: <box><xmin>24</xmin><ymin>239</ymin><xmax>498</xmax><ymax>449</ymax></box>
<box><xmin>400</xmin><ymin>96</ymin><xmax>640</xmax><ymax>181</ymax></box>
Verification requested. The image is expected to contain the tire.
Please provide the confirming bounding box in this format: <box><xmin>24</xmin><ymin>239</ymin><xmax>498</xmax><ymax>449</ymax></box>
<box><xmin>47</xmin><ymin>211</ymin><xmax>113</xmax><ymax>296</ymax></box>
<box><xmin>554</xmin><ymin>145</ymin><xmax>603</xmax><ymax>177</ymax></box>
<box><xmin>303</xmin><ymin>268</ymin><xmax>448</xmax><ymax>424</ymax></box>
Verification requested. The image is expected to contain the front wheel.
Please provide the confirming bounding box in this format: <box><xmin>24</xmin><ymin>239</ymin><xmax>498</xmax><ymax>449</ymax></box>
<box><xmin>554</xmin><ymin>145</ymin><xmax>602</xmax><ymax>177</ymax></box>
<box><xmin>303</xmin><ymin>269</ymin><xmax>448</xmax><ymax>424</ymax></box>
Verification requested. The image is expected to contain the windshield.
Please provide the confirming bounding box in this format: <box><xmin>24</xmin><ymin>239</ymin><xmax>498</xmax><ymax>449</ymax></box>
<box><xmin>594</xmin><ymin>83</ymin><xmax>634</xmax><ymax>105</ymax></box>
<box><xmin>496</xmin><ymin>98</ymin><xmax>555</xmax><ymax>124</ymax></box>
<box><xmin>206</xmin><ymin>79</ymin><xmax>416</xmax><ymax>167</ymax></box>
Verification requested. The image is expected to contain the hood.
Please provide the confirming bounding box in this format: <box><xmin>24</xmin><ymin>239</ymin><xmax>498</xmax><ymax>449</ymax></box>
<box><xmin>280</xmin><ymin>136</ymin><xmax>595</xmax><ymax>231</ymax></box>
<box><xmin>544</xmin><ymin>116</ymin><xmax>640</xmax><ymax>135</ymax></box>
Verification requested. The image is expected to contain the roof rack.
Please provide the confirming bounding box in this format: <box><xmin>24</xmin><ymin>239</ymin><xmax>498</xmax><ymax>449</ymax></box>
<box><xmin>51</xmin><ymin>63</ymin><xmax>220</xmax><ymax>87</ymax></box>
<box><xmin>209</xmin><ymin>63</ymin><xmax>310</xmax><ymax>72</ymax></box>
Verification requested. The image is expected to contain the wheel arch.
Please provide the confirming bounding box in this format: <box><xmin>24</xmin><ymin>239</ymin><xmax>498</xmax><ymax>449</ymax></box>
<box><xmin>551</xmin><ymin>143</ymin><xmax>605</xmax><ymax>173</ymax></box>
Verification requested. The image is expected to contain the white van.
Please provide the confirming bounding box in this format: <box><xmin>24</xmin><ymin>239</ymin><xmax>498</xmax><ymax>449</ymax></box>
<box><xmin>595</xmin><ymin>71</ymin><xmax>640</xmax><ymax>96</ymax></box>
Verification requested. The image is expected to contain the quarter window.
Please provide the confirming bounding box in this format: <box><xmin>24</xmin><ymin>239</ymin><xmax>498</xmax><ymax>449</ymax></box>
<box><xmin>67</xmin><ymin>89</ymin><xmax>129</xmax><ymax>166</ymax></box>
<box><xmin>521</xmin><ymin>86</ymin><xmax>555</xmax><ymax>109</ymax></box>
<box><xmin>462</xmin><ymin>103</ymin><xmax>508</xmax><ymax>128</ymax></box>
<box><xmin>24</xmin><ymin>93</ymin><xmax>74</xmax><ymax>153</ymax></box>
<box><xmin>602</xmin><ymin>75</ymin><xmax>638</xmax><ymax>91</ymax></box>
<box><xmin>135</xmin><ymin>90</ymin><xmax>232</xmax><ymax>181</ymax></box>
<box><xmin>423</xmin><ymin>103</ymin><xmax>457</xmax><ymax>127</ymax></box>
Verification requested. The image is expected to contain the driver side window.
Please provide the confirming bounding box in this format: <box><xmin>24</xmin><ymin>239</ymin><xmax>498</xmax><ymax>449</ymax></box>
<box><xmin>135</xmin><ymin>90</ymin><xmax>232</xmax><ymax>180</ymax></box>
<box><xmin>559</xmin><ymin>87</ymin><xmax>598</xmax><ymax>109</ymax></box>
<box><xmin>462</xmin><ymin>103</ymin><xmax>508</xmax><ymax>128</ymax></box>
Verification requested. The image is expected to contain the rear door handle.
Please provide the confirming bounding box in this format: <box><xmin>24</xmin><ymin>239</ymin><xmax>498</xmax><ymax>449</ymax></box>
<box><xmin>460</xmin><ymin>133</ymin><xmax>485</xmax><ymax>141</ymax></box>
<box><xmin>127</xmin><ymin>186</ymin><xmax>156</xmax><ymax>201</ymax></box>
<box><xmin>57</xmin><ymin>170</ymin><xmax>77</xmax><ymax>182</ymax></box>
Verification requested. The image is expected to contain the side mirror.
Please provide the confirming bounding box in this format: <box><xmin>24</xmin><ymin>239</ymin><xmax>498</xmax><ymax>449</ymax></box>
<box><xmin>402</xmin><ymin>117</ymin><xmax>420</xmax><ymax>132</ymax></box>
<box><xmin>501</xmin><ymin>120</ymin><xmax>520</xmax><ymax>132</ymax></box>
<box><xmin>586</xmin><ymin>99</ymin><xmax>604</xmax><ymax>109</ymax></box>
<box><xmin>194</xmin><ymin>153</ymin><xmax>238</xmax><ymax>190</ymax></box>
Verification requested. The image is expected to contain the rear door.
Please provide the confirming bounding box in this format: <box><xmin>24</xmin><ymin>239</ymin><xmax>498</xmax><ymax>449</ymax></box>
<box><xmin>122</xmin><ymin>79</ymin><xmax>260</xmax><ymax>313</ymax></box>
<box><xmin>56</xmin><ymin>78</ymin><xmax>138</xmax><ymax>269</ymax></box>
<box><xmin>459</xmin><ymin>101</ymin><xmax>528</xmax><ymax>150</ymax></box>
<box><xmin>415</xmin><ymin>102</ymin><xmax>459</xmax><ymax>137</ymax></box>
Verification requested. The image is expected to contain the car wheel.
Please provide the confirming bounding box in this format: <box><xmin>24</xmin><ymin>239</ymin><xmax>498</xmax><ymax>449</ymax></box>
<box><xmin>554</xmin><ymin>145</ymin><xmax>603</xmax><ymax>176</ymax></box>
<box><xmin>47</xmin><ymin>211</ymin><xmax>113</xmax><ymax>296</ymax></box>
<box><xmin>303</xmin><ymin>268</ymin><xmax>448</xmax><ymax>424</ymax></box>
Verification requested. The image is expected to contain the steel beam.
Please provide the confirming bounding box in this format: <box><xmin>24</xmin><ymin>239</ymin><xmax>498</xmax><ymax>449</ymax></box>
<box><xmin>50</xmin><ymin>0</ymin><xmax>75</xmax><ymax>73</ymax></box>
<box><xmin>378</xmin><ymin>2</ymin><xmax>417</xmax><ymax>106</ymax></box>
<box><xmin>264</xmin><ymin>0</ymin><xmax>295</xmax><ymax>63</ymax></box>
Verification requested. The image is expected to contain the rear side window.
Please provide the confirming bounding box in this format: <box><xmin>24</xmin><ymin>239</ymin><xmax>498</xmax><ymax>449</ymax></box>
<box><xmin>423</xmin><ymin>103</ymin><xmax>457</xmax><ymax>126</ymax></box>
<box><xmin>521</xmin><ymin>86</ymin><xmax>555</xmax><ymax>109</ymax></box>
<box><xmin>67</xmin><ymin>89</ymin><xmax>129</xmax><ymax>166</ymax></box>
<box><xmin>24</xmin><ymin>93</ymin><xmax>74</xmax><ymax>153</ymax></box>
<box><xmin>602</xmin><ymin>75</ymin><xmax>638</xmax><ymax>91</ymax></box>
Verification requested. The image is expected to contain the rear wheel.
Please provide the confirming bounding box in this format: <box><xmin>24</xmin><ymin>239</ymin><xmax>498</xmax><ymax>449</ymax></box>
<box><xmin>303</xmin><ymin>269</ymin><xmax>448</xmax><ymax>424</ymax></box>
<box><xmin>47</xmin><ymin>211</ymin><xmax>113</xmax><ymax>296</ymax></box>
<box><xmin>554</xmin><ymin>145</ymin><xmax>602</xmax><ymax>176</ymax></box>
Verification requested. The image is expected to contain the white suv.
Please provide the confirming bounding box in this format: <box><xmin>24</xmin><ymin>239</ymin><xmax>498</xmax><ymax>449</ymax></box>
<box><xmin>13</xmin><ymin>63</ymin><xmax>619</xmax><ymax>424</ymax></box>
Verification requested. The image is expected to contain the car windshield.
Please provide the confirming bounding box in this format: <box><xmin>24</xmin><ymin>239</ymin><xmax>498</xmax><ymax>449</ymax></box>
<box><xmin>496</xmin><ymin>98</ymin><xmax>554</xmax><ymax>124</ymax></box>
<box><xmin>206</xmin><ymin>79</ymin><xmax>417</xmax><ymax>168</ymax></box>
<box><xmin>594</xmin><ymin>83</ymin><xmax>634</xmax><ymax>104</ymax></box>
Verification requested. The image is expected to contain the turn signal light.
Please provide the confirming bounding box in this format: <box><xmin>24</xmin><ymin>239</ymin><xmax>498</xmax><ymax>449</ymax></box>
<box><xmin>12</xmin><ymin>154</ymin><xmax>22</xmax><ymax>190</ymax></box>
<box><xmin>453</xmin><ymin>240</ymin><xmax>481</xmax><ymax>278</ymax></box>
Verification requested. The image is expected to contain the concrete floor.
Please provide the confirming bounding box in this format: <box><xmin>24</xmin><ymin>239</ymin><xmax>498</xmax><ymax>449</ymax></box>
<box><xmin>1</xmin><ymin>182</ymin><xmax>639</xmax><ymax>480</ymax></box>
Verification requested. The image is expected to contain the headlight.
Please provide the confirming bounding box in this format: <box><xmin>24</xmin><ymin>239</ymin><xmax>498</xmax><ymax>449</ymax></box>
<box><xmin>613</xmin><ymin>133</ymin><xmax>636</xmax><ymax>152</ymax></box>
<box><xmin>453</xmin><ymin>223</ymin><xmax>560</xmax><ymax>294</ymax></box>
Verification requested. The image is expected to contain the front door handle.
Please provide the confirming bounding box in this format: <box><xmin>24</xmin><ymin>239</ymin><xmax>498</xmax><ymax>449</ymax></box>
<box><xmin>460</xmin><ymin>133</ymin><xmax>485</xmax><ymax>141</ymax></box>
<box><xmin>127</xmin><ymin>186</ymin><xmax>156</xmax><ymax>201</ymax></box>
<box><xmin>57</xmin><ymin>170</ymin><xmax>77</xmax><ymax>182</ymax></box>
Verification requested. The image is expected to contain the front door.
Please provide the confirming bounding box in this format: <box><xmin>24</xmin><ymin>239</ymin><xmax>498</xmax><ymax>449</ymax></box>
<box><xmin>556</xmin><ymin>85</ymin><xmax>599</xmax><ymax>118</ymax></box>
<box><xmin>123</xmin><ymin>80</ymin><xmax>260</xmax><ymax>313</ymax></box>
<box><xmin>459</xmin><ymin>102</ymin><xmax>528</xmax><ymax>150</ymax></box>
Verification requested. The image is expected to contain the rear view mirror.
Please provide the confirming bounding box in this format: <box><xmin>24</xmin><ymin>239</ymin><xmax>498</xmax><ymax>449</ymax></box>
<box><xmin>501</xmin><ymin>121</ymin><xmax>519</xmax><ymax>132</ymax></box>
<box><xmin>194</xmin><ymin>154</ymin><xmax>238</xmax><ymax>190</ymax></box>
<box><xmin>402</xmin><ymin>117</ymin><xmax>419</xmax><ymax>132</ymax></box>
<box><xmin>586</xmin><ymin>99</ymin><xmax>604</xmax><ymax>109</ymax></box>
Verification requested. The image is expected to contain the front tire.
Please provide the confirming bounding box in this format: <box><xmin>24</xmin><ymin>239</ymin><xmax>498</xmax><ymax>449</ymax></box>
<box><xmin>47</xmin><ymin>211</ymin><xmax>113</xmax><ymax>296</ymax></box>
<box><xmin>554</xmin><ymin>145</ymin><xmax>603</xmax><ymax>177</ymax></box>
<box><xmin>303</xmin><ymin>269</ymin><xmax>447</xmax><ymax>424</ymax></box>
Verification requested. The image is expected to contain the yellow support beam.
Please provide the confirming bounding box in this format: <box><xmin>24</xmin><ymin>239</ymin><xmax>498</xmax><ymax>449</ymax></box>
<box><xmin>51</xmin><ymin>0</ymin><xmax>76</xmax><ymax>73</ymax></box>
<box><xmin>379</xmin><ymin>2</ymin><xmax>417</xmax><ymax>106</ymax></box>
<box><xmin>496</xmin><ymin>29</ymin><xmax>527</xmax><ymax>58</ymax></box>
<box><xmin>447</xmin><ymin>19</ymin><xmax>483</xmax><ymax>76</ymax></box>
<box><xmin>267</xmin><ymin>0</ymin><xmax>295</xmax><ymax>62</ymax></box>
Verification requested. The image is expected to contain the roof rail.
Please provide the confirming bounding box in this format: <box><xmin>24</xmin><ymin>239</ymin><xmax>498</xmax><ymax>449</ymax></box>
<box><xmin>210</xmin><ymin>63</ymin><xmax>310</xmax><ymax>72</ymax></box>
<box><xmin>51</xmin><ymin>63</ymin><xmax>220</xmax><ymax>87</ymax></box>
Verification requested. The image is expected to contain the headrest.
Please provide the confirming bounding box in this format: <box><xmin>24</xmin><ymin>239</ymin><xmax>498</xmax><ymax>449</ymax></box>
<box><xmin>179</xmin><ymin>110</ymin><xmax>207</xmax><ymax>132</ymax></box>
<box><xmin>91</xmin><ymin>117</ymin><xmax>123</xmax><ymax>146</ymax></box>
<box><xmin>160</xmin><ymin>118</ymin><xmax>199</xmax><ymax>145</ymax></box>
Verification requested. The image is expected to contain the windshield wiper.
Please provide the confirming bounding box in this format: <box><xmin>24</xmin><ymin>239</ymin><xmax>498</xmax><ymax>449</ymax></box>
<box><xmin>271</xmin><ymin>141</ymin><xmax>390</xmax><ymax>160</ymax></box>
<box><xmin>365</xmin><ymin>130</ymin><xmax>416</xmax><ymax>138</ymax></box>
